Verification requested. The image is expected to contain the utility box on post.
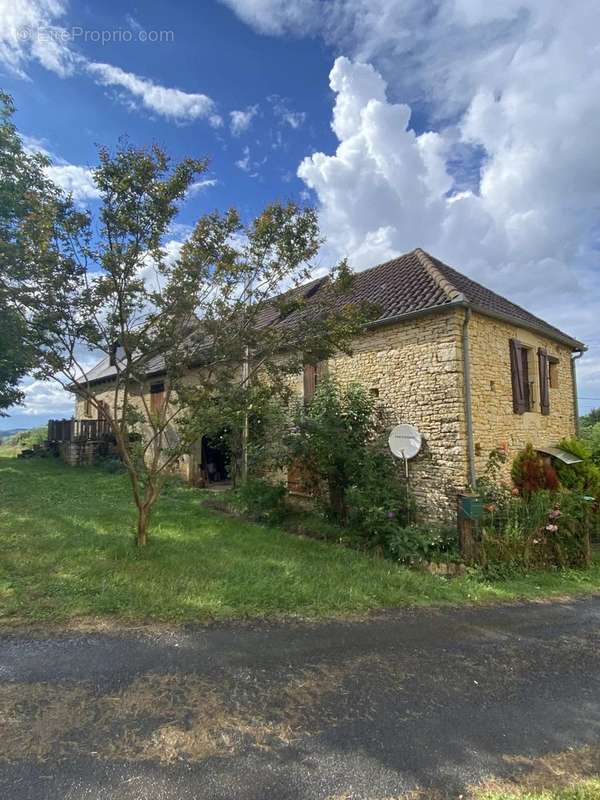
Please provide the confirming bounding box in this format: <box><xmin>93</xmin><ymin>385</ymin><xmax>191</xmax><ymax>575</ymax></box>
<box><xmin>457</xmin><ymin>493</ymin><xmax>482</xmax><ymax>564</ymax></box>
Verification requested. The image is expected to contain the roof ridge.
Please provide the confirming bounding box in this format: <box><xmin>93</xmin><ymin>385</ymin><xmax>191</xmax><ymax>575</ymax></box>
<box><xmin>413</xmin><ymin>248</ymin><xmax>465</xmax><ymax>302</ymax></box>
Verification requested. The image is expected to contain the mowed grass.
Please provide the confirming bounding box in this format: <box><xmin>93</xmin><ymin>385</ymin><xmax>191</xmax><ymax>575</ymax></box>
<box><xmin>1</xmin><ymin>456</ymin><xmax>600</xmax><ymax>624</ymax></box>
<box><xmin>479</xmin><ymin>780</ymin><xmax>600</xmax><ymax>799</ymax></box>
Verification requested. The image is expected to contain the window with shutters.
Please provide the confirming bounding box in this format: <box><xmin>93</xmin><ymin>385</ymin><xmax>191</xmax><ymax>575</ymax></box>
<box><xmin>509</xmin><ymin>339</ymin><xmax>534</xmax><ymax>414</ymax></box>
<box><xmin>538</xmin><ymin>348</ymin><xmax>550</xmax><ymax>415</ymax></box>
<box><xmin>150</xmin><ymin>381</ymin><xmax>165</xmax><ymax>412</ymax></box>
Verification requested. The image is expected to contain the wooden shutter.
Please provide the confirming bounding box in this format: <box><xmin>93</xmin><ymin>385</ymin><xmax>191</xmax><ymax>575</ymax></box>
<box><xmin>509</xmin><ymin>339</ymin><xmax>526</xmax><ymax>414</ymax></box>
<box><xmin>303</xmin><ymin>364</ymin><xmax>317</xmax><ymax>405</ymax></box>
<box><xmin>538</xmin><ymin>347</ymin><xmax>550</xmax><ymax>415</ymax></box>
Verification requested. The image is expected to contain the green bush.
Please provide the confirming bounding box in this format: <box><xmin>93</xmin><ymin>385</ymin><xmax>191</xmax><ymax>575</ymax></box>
<box><xmin>234</xmin><ymin>477</ymin><xmax>288</xmax><ymax>524</ymax></box>
<box><xmin>346</xmin><ymin>446</ymin><xmax>415</xmax><ymax>548</ymax></box>
<box><xmin>286</xmin><ymin>379</ymin><xmax>383</xmax><ymax>523</ymax></box>
<box><xmin>554</xmin><ymin>437</ymin><xmax>600</xmax><ymax>498</ymax></box>
<box><xmin>386</xmin><ymin>523</ymin><xmax>459</xmax><ymax>565</ymax></box>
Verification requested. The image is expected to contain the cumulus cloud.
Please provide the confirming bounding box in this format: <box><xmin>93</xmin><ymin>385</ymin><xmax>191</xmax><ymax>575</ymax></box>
<box><xmin>232</xmin><ymin>0</ymin><xmax>600</xmax><ymax>401</ymax></box>
<box><xmin>298</xmin><ymin>53</ymin><xmax>600</xmax><ymax>320</ymax></box>
<box><xmin>229</xmin><ymin>105</ymin><xmax>258</xmax><ymax>136</ymax></box>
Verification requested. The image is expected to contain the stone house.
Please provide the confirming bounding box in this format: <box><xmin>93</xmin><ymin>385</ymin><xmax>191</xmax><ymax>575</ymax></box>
<box><xmin>74</xmin><ymin>248</ymin><xmax>585</xmax><ymax>518</ymax></box>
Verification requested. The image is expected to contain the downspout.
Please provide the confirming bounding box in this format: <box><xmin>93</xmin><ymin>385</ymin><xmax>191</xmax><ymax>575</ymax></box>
<box><xmin>462</xmin><ymin>307</ymin><xmax>477</xmax><ymax>490</ymax></box>
<box><xmin>571</xmin><ymin>350</ymin><xmax>584</xmax><ymax>437</ymax></box>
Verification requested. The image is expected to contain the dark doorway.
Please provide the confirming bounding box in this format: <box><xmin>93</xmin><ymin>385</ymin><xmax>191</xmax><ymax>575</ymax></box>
<box><xmin>201</xmin><ymin>431</ymin><xmax>231</xmax><ymax>484</ymax></box>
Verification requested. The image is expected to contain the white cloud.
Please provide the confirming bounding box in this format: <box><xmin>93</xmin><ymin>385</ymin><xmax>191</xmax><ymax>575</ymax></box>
<box><xmin>0</xmin><ymin>1</ymin><xmax>221</xmax><ymax>126</ymax></box>
<box><xmin>235</xmin><ymin>146</ymin><xmax>250</xmax><ymax>171</ymax></box>
<box><xmin>19</xmin><ymin>378</ymin><xmax>74</xmax><ymax>417</ymax></box>
<box><xmin>186</xmin><ymin>178</ymin><xmax>218</xmax><ymax>197</ymax></box>
<box><xmin>85</xmin><ymin>62</ymin><xmax>220</xmax><ymax>123</ymax></box>
<box><xmin>229</xmin><ymin>105</ymin><xmax>258</xmax><ymax>136</ymax></box>
<box><xmin>270</xmin><ymin>95</ymin><xmax>307</xmax><ymax>129</ymax></box>
<box><xmin>281</xmin><ymin>110</ymin><xmax>305</xmax><ymax>129</ymax></box>
<box><xmin>297</xmin><ymin>49</ymin><xmax>600</xmax><ymax>398</ymax></box>
<box><xmin>0</xmin><ymin>0</ymin><xmax>75</xmax><ymax>78</ymax></box>
<box><xmin>22</xmin><ymin>135</ymin><xmax>100</xmax><ymax>202</ymax></box>
<box><xmin>45</xmin><ymin>163</ymin><xmax>100</xmax><ymax>201</ymax></box>
<box><xmin>232</xmin><ymin>0</ymin><xmax>600</xmax><ymax>398</ymax></box>
<box><xmin>234</xmin><ymin>146</ymin><xmax>265</xmax><ymax>177</ymax></box>
<box><xmin>220</xmin><ymin>0</ymin><xmax>319</xmax><ymax>35</ymax></box>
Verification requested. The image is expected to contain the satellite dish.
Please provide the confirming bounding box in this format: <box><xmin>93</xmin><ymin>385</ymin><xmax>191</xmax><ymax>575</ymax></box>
<box><xmin>388</xmin><ymin>424</ymin><xmax>422</xmax><ymax>460</ymax></box>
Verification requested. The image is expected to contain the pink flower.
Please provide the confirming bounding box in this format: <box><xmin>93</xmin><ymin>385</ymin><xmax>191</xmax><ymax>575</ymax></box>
<box><xmin>511</xmin><ymin>487</ymin><xmax>520</xmax><ymax>496</ymax></box>
<box><xmin>545</xmin><ymin>523</ymin><xmax>559</xmax><ymax>532</ymax></box>
<box><xmin>548</xmin><ymin>509</ymin><xmax>562</xmax><ymax>520</ymax></box>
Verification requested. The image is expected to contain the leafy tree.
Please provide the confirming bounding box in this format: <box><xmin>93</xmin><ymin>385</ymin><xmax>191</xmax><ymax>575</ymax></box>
<box><xmin>4</xmin><ymin>122</ymin><xmax>373</xmax><ymax>544</ymax></box>
<box><xmin>0</xmin><ymin>92</ymin><xmax>75</xmax><ymax>413</ymax></box>
<box><xmin>287</xmin><ymin>379</ymin><xmax>384</xmax><ymax>523</ymax></box>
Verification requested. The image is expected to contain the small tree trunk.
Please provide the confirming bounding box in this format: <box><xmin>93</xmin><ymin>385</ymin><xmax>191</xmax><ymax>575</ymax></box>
<box><xmin>328</xmin><ymin>473</ymin><xmax>347</xmax><ymax>524</ymax></box>
<box><xmin>137</xmin><ymin>506</ymin><xmax>149</xmax><ymax>547</ymax></box>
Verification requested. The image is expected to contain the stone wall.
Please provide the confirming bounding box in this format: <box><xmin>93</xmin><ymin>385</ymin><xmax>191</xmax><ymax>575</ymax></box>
<box><xmin>74</xmin><ymin>377</ymin><xmax>195</xmax><ymax>478</ymax></box>
<box><xmin>59</xmin><ymin>440</ymin><xmax>99</xmax><ymax>466</ymax></box>
<box><xmin>73</xmin><ymin>307</ymin><xmax>579</xmax><ymax>518</ymax></box>
<box><xmin>467</xmin><ymin>310</ymin><xmax>577</xmax><ymax>478</ymax></box>
<box><xmin>326</xmin><ymin>310</ymin><xmax>468</xmax><ymax>519</ymax></box>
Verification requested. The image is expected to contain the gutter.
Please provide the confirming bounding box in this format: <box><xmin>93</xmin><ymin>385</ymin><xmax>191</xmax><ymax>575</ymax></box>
<box><xmin>462</xmin><ymin>308</ymin><xmax>477</xmax><ymax>490</ymax></box>
<box><xmin>571</xmin><ymin>350</ymin><xmax>584</xmax><ymax>437</ymax></box>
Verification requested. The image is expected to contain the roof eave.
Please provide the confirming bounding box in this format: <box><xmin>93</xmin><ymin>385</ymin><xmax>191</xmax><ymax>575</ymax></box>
<box><xmin>366</xmin><ymin>299</ymin><xmax>586</xmax><ymax>351</ymax></box>
<box><xmin>365</xmin><ymin>299</ymin><xmax>465</xmax><ymax>330</ymax></box>
<box><xmin>463</xmin><ymin>301</ymin><xmax>586</xmax><ymax>351</ymax></box>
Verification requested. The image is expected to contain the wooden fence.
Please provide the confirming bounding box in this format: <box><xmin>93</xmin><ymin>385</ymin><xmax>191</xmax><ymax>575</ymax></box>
<box><xmin>47</xmin><ymin>418</ymin><xmax>112</xmax><ymax>442</ymax></box>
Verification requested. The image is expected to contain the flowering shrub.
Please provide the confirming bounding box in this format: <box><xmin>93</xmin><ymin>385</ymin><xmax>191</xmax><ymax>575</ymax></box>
<box><xmin>511</xmin><ymin>443</ymin><xmax>559</xmax><ymax>495</ymax></box>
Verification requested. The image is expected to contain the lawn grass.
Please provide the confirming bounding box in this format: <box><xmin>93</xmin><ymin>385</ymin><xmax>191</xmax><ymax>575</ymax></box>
<box><xmin>478</xmin><ymin>779</ymin><xmax>600</xmax><ymax>799</ymax></box>
<box><xmin>1</xmin><ymin>455</ymin><xmax>600</xmax><ymax>624</ymax></box>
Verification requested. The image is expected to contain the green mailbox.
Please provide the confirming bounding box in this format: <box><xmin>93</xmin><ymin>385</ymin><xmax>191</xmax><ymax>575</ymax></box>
<box><xmin>458</xmin><ymin>493</ymin><xmax>483</xmax><ymax>520</ymax></box>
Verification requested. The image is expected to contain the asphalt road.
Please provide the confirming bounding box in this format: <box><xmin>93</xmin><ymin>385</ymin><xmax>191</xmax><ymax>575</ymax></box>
<box><xmin>1</xmin><ymin>598</ymin><xmax>599</xmax><ymax>799</ymax></box>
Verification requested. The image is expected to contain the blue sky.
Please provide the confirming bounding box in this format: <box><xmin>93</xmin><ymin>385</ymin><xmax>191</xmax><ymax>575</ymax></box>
<box><xmin>2</xmin><ymin>0</ymin><xmax>600</xmax><ymax>429</ymax></box>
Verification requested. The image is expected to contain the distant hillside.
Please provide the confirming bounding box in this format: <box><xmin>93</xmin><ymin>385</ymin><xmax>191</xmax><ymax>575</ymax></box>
<box><xmin>0</xmin><ymin>427</ymin><xmax>47</xmax><ymax>448</ymax></box>
<box><xmin>0</xmin><ymin>428</ymin><xmax>27</xmax><ymax>442</ymax></box>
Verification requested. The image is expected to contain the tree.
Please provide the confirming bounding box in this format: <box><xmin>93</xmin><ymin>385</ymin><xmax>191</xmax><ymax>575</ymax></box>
<box><xmin>5</xmin><ymin>124</ymin><xmax>374</xmax><ymax>545</ymax></box>
<box><xmin>287</xmin><ymin>379</ymin><xmax>383</xmax><ymax>523</ymax></box>
<box><xmin>0</xmin><ymin>92</ymin><xmax>71</xmax><ymax>413</ymax></box>
<box><xmin>580</xmin><ymin>407</ymin><xmax>600</xmax><ymax>442</ymax></box>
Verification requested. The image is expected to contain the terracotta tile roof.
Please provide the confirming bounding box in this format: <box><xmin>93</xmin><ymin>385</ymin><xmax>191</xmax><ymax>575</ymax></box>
<box><xmin>299</xmin><ymin>248</ymin><xmax>583</xmax><ymax>349</ymax></box>
<box><xmin>82</xmin><ymin>247</ymin><xmax>583</xmax><ymax>385</ymax></box>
